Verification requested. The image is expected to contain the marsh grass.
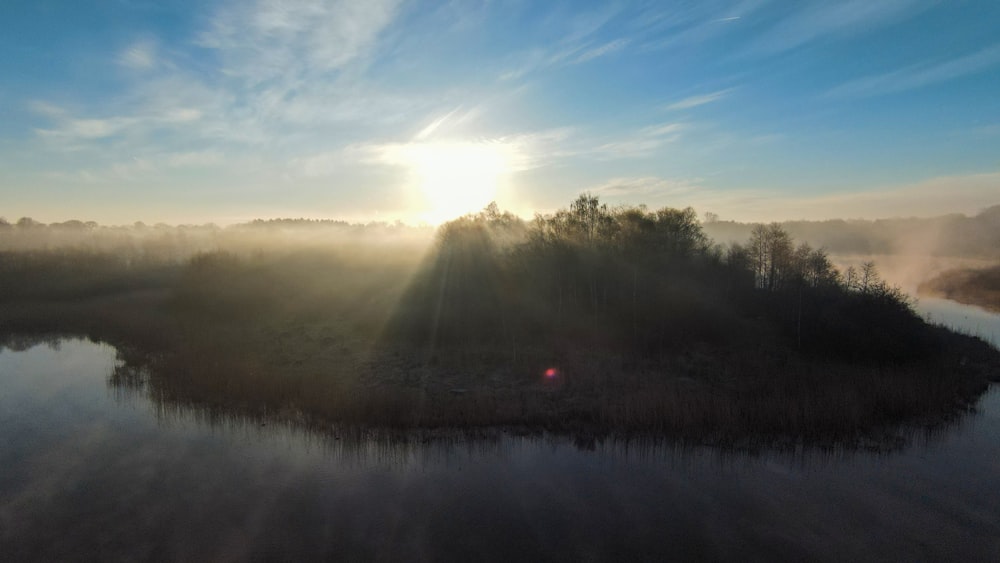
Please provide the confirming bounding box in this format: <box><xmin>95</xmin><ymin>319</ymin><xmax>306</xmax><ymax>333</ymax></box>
<box><xmin>70</xmin><ymin>322</ymin><xmax>993</xmax><ymax>448</ymax></box>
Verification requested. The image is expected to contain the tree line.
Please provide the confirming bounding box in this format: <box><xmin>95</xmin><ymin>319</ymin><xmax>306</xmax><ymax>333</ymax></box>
<box><xmin>388</xmin><ymin>196</ymin><xmax>930</xmax><ymax>362</ymax></box>
<box><xmin>702</xmin><ymin>204</ymin><xmax>1000</xmax><ymax>259</ymax></box>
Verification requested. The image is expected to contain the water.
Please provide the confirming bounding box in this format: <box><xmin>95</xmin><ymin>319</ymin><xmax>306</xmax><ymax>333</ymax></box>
<box><xmin>2</xmin><ymin>325</ymin><xmax>1000</xmax><ymax>561</ymax></box>
<box><xmin>917</xmin><ymin>297</ymin><xmax>1000</xmax><ymax>348</ymax></box>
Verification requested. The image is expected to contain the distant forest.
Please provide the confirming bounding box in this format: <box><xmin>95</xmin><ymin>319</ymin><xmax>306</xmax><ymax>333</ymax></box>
<box><xmin>4</xmin><ymin>202</ymin><xmax>999</xmax><ymax>259</ymax></box>
<box><xmin>703</xmin><ymin>205</ymin><xmax>1000</xmax><ymax>258</ymax></box>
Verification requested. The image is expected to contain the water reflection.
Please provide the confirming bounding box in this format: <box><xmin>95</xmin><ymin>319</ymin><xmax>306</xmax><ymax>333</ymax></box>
<box><xmin>2</xmin><ymin>337</ymin><xmax>1000</xmax><ymax>560</ymax></box>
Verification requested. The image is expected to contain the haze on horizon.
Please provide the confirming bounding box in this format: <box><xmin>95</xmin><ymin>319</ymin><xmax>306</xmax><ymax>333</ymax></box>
<box><xmin>2</xmin><ymin>0</ymin><xmax>999</xmax><ymax>226</ymax></box>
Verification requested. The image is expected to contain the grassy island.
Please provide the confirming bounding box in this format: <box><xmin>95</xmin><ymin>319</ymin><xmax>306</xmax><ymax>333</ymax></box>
<box><xmin>2</xmin><ymin>197</ymin><xmax>998</xmax><ymax>447</ymax></box>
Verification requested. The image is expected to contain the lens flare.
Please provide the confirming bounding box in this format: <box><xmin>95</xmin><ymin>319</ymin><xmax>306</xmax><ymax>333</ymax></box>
<box><xmin>544</xmin><ymin>368</ymin><xmax>558</xmax><ymax>378</ymax></box>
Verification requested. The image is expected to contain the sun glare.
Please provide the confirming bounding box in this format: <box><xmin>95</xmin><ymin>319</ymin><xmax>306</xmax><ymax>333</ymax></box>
<box><xmin>407</xmin><ymin>142</ymin><xmax>513</xmax><ymax>223</ymax></box>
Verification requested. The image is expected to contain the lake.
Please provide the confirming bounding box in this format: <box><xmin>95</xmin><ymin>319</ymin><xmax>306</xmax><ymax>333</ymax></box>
<box><xmin>2</xmin><ymin>300</ymin><xmax>999</xmax><ymax>561</ymax></box>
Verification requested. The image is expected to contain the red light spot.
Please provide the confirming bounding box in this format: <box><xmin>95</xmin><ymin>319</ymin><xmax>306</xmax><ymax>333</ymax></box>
<box><xmin>545</xmin><ymin>368</ymin><xmax>558</xmax><ymax>378</ymax></box>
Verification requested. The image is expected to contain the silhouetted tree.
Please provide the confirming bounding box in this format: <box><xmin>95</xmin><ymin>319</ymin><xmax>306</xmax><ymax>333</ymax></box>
<box><xmin>748</xmin><ymin>223</ymin><xmax>793</xmax><ymax>291</ymax></box>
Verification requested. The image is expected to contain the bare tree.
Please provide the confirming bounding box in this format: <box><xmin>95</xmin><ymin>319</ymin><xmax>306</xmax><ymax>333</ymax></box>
<box><xmin>748</xmin><ymin>223</ymin><xmax>793</xmax><ymax>291</ymax></box>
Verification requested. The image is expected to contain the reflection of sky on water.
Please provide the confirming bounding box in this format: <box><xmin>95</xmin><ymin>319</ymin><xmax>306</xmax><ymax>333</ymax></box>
<box><xmin>1</xmin><ymin>339</ymin><xmax>999</xmax><ymax>561</ymax></box>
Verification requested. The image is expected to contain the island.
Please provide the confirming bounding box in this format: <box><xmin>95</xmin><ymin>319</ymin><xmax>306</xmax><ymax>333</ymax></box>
<box><xmin>2</xmin><ymin>196</ymin><xmax>998</xmax><ymax>448</ymax></box>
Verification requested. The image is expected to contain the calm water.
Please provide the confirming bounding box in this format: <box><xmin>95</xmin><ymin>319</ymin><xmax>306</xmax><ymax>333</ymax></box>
<box><xmin>2</xmin><ymin>306</ymin><xmax>999</xmax><ymax>561</ymax></box>
<box><xmin>917</xmin><ymin>297</ymin><xmax>1000</xmax><ymax>348</ymax></box>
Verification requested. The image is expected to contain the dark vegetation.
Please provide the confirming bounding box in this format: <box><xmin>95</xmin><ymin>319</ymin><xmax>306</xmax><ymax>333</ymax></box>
<box><xmin>390</xmin><ymin>200</ymin><xmax>934</xmax><ymax>363</ymax></box>
<box><xmin>1</xmin><ymin>198</ymin><xmax>998</xmax><ymax>447</ymax></box>
<box><xmin>919</xmin><ymin>264</ymin><xmax>1000</xmax><ymax>312</ymax></box>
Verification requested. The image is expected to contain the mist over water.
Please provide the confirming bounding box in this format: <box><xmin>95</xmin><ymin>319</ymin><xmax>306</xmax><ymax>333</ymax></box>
<box><xmin>2</xmin><ymin>337</ymin><xmax>999</xmax><ymax>561</ymax></box>
<box><xmin>826</xmin><ymin>254</ymin><xmax>1000</xmax><ymax>348</ymax></box>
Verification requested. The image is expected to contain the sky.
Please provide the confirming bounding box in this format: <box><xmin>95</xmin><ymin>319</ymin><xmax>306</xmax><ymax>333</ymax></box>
<box><xmin>1</xmin><ymin>0</ymin><xmax>999</xmax><ymax>225</ymax></box>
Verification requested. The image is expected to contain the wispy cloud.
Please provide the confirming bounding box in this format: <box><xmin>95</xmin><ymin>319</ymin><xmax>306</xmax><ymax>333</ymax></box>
<box><xmin>590</xmin><ymin>176</ymin><xmax>702</xmax><ymax>198</ymax></box>
<box><xmin>560</xmin><ymin>3</ymin><xmax>624</xmax><ymax>45</ymax></box>
<box><xmin>639</xmin><ymin>0</ymin><xmax>769</xmax><ymax>52</ymax></box>
<box><xmin>26</xmin><ymin>0</ymin><xmax>417</xmax><ymax>173</ymax></box>
<box><xmin>413</xmin><ymin>107</ymin><xmax>482</xmax><ymax>141</ymax></box>
<box><xmin>498</xmin><ymin>5</ymin><xmax>627</xmax><ymax>80</ymax></box>
<box><xmin>665</xmin><ymin>89</ymin><xmax>733</xmax><ymax>111</ymax></box>
<box><xmin>198</xmin><ymin>0</ymin><xmax>403</xmax><ymax>83</ymax></box>
<box><xmin>743</xmin><ymin>0</ymin><xmax>930</xmax><ymax>57</ymax></box>
<box><xmin>27</xmin><ymin>101</ymin><xmax>69</xmax><ymax>119</ymax></box>
<box><xmin>288</xmin><ymin>149</ymin><xmax>353</xmax><ymax>179</ymax></box>
<box><xmin>573</xmin><ymin>39</ymin><xmax>629</xmax><ymax>64</ymax></box>
<box><xmin>826</xmin><ymin>44</ymin><xmax>1000</xmax><ymax>99</ymax></box>
<box><xmin>118</xmin><ymin>40</ymin><xmax>157</xmax><ymax>70</ymax></box>
<box><xmin>43</xmin><ymin>149</ymin><xmax>228</xmax><ymax>185</ymax></box>
<box><xmin>590</xmin><ymin>122</ymin><xmax>686</xmax><ymax>159</ymax></box>
<box><xmin>166</xmin><ymin>150</ymin><xmax>224</xmax><ymax>168</ymax></box>
<box><xmin>31</xmin><ymin>100</ymin><xmax>204</xmax><ymax>147</ymax></box>
<box><xmin>313</xmin><ymin>126</ymin><xmax>575</xmax><ymax>181</ymax></box>
<box><xmin>640</xmin><ymin>123</ymin><xmax>685</xmax><ymax>137</ymax></box>
<box><xmin>35</xmin><ymin>116</ymin><xmax>135</xmax><ymax>142</ymax></box>
<box><xmin>500</xmin><ymin>127</ymin><xmax>579</xmax><ymax>170</ymax></box>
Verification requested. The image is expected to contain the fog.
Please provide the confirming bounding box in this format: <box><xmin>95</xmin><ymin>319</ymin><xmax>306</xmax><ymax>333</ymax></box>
<box><xmin>702</xmin><ymin>204</ymin><xmax>1000</xmax><ymax>294</ymax></box>
<box><xmin>703</xmin><ymin>204</ymin><xmax>1000</xmax><ymax>257</ymax></box>
<box><xmin>5</xmin><ymin>201</ymin><xmax>998</xmax><ymax>295</ymax></box>
<box><xmin>0</xmin><ymin>217</ymin><xmax>434</xmax><ymax>259</ymax></box>
<box><xmin>0</xmin><ymin>208</ymin><xmax>994</xmax><ymax>317</ymax></box>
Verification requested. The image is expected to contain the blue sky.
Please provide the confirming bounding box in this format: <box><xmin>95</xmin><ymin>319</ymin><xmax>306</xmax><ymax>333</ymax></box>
<box><xmin>2</xmin><ymin>0</ymin><xmax>999</xmax><ymax>224</ymax></box>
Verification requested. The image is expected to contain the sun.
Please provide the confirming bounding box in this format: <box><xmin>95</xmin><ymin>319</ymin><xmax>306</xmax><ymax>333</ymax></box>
<box><xmin>408</xmin><ymin>141</ymin><xmax>512</xmax><ymax>223</ymax></box>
